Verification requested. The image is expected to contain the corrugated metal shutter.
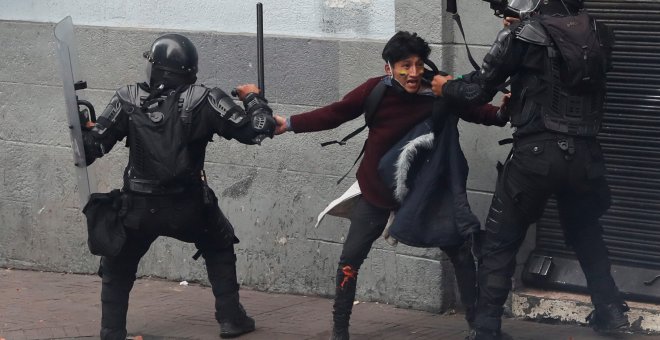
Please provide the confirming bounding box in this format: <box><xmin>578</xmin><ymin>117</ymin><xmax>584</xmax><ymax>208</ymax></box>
<box><xmin>523</xmin><ymin>0</ymin><xmax>660</xmax><ymax>302</ymax></box>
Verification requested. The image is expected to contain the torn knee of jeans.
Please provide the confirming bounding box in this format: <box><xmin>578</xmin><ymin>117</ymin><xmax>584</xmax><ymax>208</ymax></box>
<box><xmin>338</xmin><ymin>265</ymin><xmax>358</xmax><ymax>289</ymax></box>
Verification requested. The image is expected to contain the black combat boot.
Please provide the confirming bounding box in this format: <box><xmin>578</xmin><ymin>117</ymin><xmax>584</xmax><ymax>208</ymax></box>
<box><xmin>468</xmin><ymin>304</ymin><xmax>509</xmax><ymax>340</ymax></box>
<box><xmin>331</xmin><ymin>265</ymin><xmax>358</xmax><ymax>340</ymax></box>
<box><xmin>586</xmin><ymin>302</ymin><xmax>630</xmax><ymax>332</ymax></box>
<box><xmin>218</xmin><ymin>300</ymin><xmax>255</xmax><ymax>338</ymax></box>
<box><xmin>331</xmin><ymin>326</ymin><xmax>350</xmax><ymax>340</ymax></box>
<box><xmin>465</xmin><ymin>328</ymin><xmax>501</xmax><ymax>340</ymax></box>
<box><xmin>204</xmin><ymin>248</ymin><xmax>255</xmax><ymax>338</ymax></box>
<box><xmin>466</xmin><ymin>328</ymin><xmax>515</xmax><ymax>340</ymax></box>
<box><xmin>100</xmin><ymin>274</ymin><xmax>134</xmax><ymax>340</ymax></box>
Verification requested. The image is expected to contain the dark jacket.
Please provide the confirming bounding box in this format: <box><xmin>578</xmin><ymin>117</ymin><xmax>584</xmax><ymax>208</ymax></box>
<box><xmin>378</xmin><ymin>112</ymin><xmax>480</xmax><ymax>247</ymax></box>
<box><xmin>291</xmin><ymin>76</ymin><xmax>502</xmax><ymax>209</ymax></box>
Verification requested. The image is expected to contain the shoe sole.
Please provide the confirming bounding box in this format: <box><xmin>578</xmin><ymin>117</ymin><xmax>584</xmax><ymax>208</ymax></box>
<box><xmin>220</xmin><ymin>326</ymin><xmax>256</xmax><ymax>339</ymax></box>
<box><xmin>594</xmin><ymin>320</ymin><xmax>630</xmax><ymax>333</ymax></box>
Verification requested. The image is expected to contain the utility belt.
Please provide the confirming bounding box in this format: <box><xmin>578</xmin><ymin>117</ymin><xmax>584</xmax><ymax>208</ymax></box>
<box><xmin>505</xmin><ymin>131</ymin><xmax>596</xmax><ymax>160</ymax></box>
<box><xmin>124</xmin><ymin>171</ymin><xmax>215</xmax><ymax>208</ymax></box>
<box><xmin>125</xmin><ymin>177</ymin><xmax>202</xmax><ymax>195</ymax></box>
<box><xmin>124</xmin><ymin>191</ymin><xmax>198</xmax><ymax>209</ymax></box>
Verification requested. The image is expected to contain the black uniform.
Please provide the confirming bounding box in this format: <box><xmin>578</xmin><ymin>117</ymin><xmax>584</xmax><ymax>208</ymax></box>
<box><xmin>83</xmin><ymin>82</ymin><xmax>274</xmax><ymax>340</ymax></box>
<box><xmin>441</xmin><ymin>8</ymin><xmax>627</xmax><ymax>338</ymax></box>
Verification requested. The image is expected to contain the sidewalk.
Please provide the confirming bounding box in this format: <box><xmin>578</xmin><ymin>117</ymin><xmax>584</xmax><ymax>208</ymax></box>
<box><xmin>1</xmin><ymin>268</ymin><xmax>657</xmax><ymax>340</ymax></box>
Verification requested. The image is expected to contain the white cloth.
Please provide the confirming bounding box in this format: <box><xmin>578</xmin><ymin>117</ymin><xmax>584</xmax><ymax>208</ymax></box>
<box><xmin>315</xmin><ymin>180</ymin><xmax>398</xmax><ymax>246</ymax></box>
<box><xmin>314</xmin><ymin>181</ymin><xmax>361</xmax><ymax>228</ymax></box>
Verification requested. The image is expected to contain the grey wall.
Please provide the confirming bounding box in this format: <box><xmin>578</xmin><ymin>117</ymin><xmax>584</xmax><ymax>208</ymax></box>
<box><xmin>0</xmin><ymin>0</ymin><xmax>513</xmax><ymax>313</ymax></box>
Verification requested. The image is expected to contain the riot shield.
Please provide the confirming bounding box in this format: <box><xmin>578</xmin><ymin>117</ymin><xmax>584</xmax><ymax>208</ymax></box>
<box><xmin>54</xmin><ymin>16</ymin><xmax>98</xmax><ymax>208</ymax></box>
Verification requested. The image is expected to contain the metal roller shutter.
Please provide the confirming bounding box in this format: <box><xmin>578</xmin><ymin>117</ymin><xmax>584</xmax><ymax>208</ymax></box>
<box><xmin>523</xmin><ymin>0</ymin><xmax>660</xmax><ymax>302</ymax></box>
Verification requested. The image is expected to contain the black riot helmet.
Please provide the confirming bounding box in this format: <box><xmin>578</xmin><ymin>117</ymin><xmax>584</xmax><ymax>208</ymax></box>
<box><xmin>483</xmin><ymin>0</ymin><xmax>542</xmax><ymax>18</ymax></box>
<box><xmin>143</xmin><ymin>33</ymin><xmax>198</xmax><ymax>90</ymax></box>
<box><xmin>484</xmin><ymin>0</ymin><xmax>583</xmax><ymax>18</ymax></box>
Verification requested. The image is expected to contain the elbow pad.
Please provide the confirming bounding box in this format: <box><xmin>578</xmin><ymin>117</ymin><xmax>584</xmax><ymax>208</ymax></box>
<box><xmin>243</xmin><ymin>92</ymin><xmax>276</xmax><ymax>144</ymax></box>
<box><xmin>208</xmin><ymin>88</ymin><xmax>248</xmax><ymax>126</ymax></box>
<box><xmin>93</xmin><ymin>94</ymin><xmax>123</xmax><ymax>135</ymax></box>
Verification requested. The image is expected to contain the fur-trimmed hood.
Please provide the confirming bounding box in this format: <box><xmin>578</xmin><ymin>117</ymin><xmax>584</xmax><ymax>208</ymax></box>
<box><xmin>377</xmin><ymin>116</ymin><xmax>481</xmax><ymax>248</ymax></box>
<box><xmin>393</xmin><ymin>131</ymin><xmax>435</xmax><ymax>202</ymax></box>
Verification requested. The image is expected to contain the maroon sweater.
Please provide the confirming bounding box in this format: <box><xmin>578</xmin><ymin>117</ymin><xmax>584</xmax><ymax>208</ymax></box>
<box><xmin>291</xmin><ymin>77</ymin><xmax>504</xmax><ymax>209</ymax></box>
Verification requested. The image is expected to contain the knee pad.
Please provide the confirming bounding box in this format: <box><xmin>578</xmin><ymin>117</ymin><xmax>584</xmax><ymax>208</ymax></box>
<box><xmin>101</xmin><ymin>275</ymin><xmax>135</xmax><ymax>303</ymax></box>
<box><xmin>100</xmin><ymin>266</ymin><xmax>137</xmax><ymax>286</ymax></box>
<box><xmin>195</xmin><ymin>226</ymin><xmax>238</xmax><ymax>256</ymax></box>
<box><xmin>485</xmin><ymin>274</ymin><xmax>512</xmax><ymax>293</ymax></box>
<box><xmin>203</xmin><ymin>247</ymin><xmax>237</xmax><ymax>265</ymax></box>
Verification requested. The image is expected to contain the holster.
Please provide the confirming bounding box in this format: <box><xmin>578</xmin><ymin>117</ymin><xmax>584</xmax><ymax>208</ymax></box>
<box><xmin>192</xmin><ymin>182</ymin><xmax>239</xmax><ymax>260</ymax></box>
<box><xmin>82</xmin><ymin>189</ymin><xmax>128</xmax><ymax>257</ymax></box>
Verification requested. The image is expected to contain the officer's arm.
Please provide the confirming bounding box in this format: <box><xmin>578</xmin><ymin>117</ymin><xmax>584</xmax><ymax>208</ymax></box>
<box><xmin>206</xmin><ymin>88</ymin><xmax>276</xmax><ymax>145</ymax></box>
<box><xmin>82</xmin><ymin>94</ymin><xmax>128</xmax><ymax>165</ymax></box>
<box><xmin>442</xmin><ymin>27</ymin><xmax>520</xmax><ymax>106</ymax></box>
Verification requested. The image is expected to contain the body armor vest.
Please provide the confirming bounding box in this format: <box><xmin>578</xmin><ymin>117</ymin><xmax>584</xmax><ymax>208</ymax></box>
<box><xmin>124</xmin><ymin>88</ymin><xmax>204</xmax><ymax>193</ymax></box>
<box><xmin>509</xmin><ymin>15</ymin><xmax>606</xmax><ymax>137</ymax></box>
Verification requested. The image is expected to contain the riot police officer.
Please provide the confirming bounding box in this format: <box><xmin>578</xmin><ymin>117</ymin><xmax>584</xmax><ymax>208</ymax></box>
<box><xmin>82</xmin><ymin>33</ymin><xmax>277</xmax><ymax>339</ymax></box>
<box><xmin>432</xmin><ymin>1</ymin><xmax>628</xmax><ymax>339</ymax></box>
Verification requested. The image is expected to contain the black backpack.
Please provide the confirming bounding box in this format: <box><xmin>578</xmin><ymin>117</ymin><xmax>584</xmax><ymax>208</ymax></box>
<box><xmin>540</xmin><ymin>11</ymin><xmax>609</xmax><ymax>93</ymax></box>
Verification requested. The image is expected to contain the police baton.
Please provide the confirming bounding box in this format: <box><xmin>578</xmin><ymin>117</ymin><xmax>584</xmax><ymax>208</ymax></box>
<box><xmin>232</xmin><ymin>3</ymin><xmax>265</xmax><ymax>98</ymax></box>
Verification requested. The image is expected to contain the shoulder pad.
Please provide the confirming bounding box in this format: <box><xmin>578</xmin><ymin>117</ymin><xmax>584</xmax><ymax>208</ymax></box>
<box><xmin>494</xmin><ymin>27</ymin><xmax>514</xmax><ymax>45</ymax></box>
<box><xmin>515</xmin><ymin>20</ymin><xmax>550</xmax><ymax>46</ymax></box>
<box><xmin>116</xmin><ymin>84</ymin><xmax>150</xmax><ymax>107</ymax></box>
<box><xmin>181</xmin><ymin>85</ymin><xmax>210</xmax><ymax>113</ymax></box>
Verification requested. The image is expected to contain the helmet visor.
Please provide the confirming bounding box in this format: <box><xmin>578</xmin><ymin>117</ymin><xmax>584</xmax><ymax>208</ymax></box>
<box><xmin>144</xmin><ymin>60</ymin><xmax>152</xmax><ymax>85</ymax></box>
<box><xmin>507</xmin><ymin>0</ymin><xmax>541</xmax><ymax>14</ymax></box>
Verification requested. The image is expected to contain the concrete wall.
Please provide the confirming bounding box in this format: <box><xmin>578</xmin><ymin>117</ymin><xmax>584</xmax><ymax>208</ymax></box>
<box><xmin>0</xmin><ymin>0</ymin><xmax>395</xmax><ymax>39</ymax></box>
<box><xmin>0</xmin><ymin>0</ymin><xmax>511</xmax><ymax>313</ymax></box>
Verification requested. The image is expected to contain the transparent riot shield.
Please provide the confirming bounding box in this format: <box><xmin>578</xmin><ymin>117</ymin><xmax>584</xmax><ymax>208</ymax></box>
<box><xmin>54</xmin><ymin>16</ymin><xmax>98</xmax><ymax>208</ymax></box>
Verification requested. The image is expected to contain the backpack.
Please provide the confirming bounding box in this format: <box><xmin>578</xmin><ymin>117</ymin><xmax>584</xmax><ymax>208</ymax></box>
<box><xmin>540</xmin><ymin>12</ymin><xmax>608</xmax><ymax>93</ymax></box>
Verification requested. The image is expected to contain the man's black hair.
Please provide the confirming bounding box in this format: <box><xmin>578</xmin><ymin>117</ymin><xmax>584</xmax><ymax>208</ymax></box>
<box><xmin>382</xmin><ymin>31</ymin><xmax>431</xmax><ymax>64</ymax></box>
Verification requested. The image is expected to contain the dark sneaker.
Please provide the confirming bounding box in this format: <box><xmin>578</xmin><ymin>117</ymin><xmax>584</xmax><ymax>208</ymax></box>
<box><xmin>219</xmin><ymin>314</ymin><xmax>256</xmax><ymax>338</ymax></box>
<box><xmin>465</xmin><ymin>328</ymin><xmax>500</xmax><ymax>340</ymax></box>
<box><xmin>586</xmin><ymin>302</ymin><xmax>630</xmax><ymax>332</ymax></box>
<box><xmin>330</xmin><ymin>326</ymin><xmax>349</xmax><ymax>340</ymax></box>
<box><xmin>100</xmin><ymin>327</ymin><xmax>127</xmax><ymax>340</ymax></box>
<box><xmin>465</xmin><ymin>328</ymin><xmax>513</xmax><ymax>340</ymax></box>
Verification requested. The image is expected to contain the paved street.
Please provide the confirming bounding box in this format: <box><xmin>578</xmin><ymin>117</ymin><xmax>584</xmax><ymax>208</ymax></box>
<box><xmin>1</xmin><ymin>269</ymin><xmax>657</xmax><ymax>340</ymax></box>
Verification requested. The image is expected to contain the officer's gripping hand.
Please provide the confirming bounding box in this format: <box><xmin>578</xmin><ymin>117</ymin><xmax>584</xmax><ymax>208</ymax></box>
<box><xmin>503</xmin><ymin>17</ymin><xmax>520</xmax><ymax>27</ymax></box>
<box><xmin>235</xmin><ymin>84</ymin><xmax>260</xmax><ymax>101</ymax></box>
<box><xmin>431</xmin><ymin>74</ymin><xmax>453</xmax><ymax>97</ymax></box>
<box><xmin>274</xmin><ymin>114</ymin><xmax>288</xmax><ymax>135</ymax></box>
<box><xmin>496</xmin><ymin>93</ymin><xmax>512</xmax><ymax>124</ymax></box>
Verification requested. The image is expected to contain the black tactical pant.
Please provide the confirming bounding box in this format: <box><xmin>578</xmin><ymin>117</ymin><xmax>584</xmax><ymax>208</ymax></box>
<box><xmin>333</xmin><ymin>197</ymin><xmax>477</xmax><ymax>329</ymax></box>
<box><xmin>473</xmin><ymin>133</ymin><xmax>622</xmax><ymax>333</ymax></box>
<box><xmin>99</xmin><ymin>189</ymin><xmax>240</xmax><ymax>340</ymax></box>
